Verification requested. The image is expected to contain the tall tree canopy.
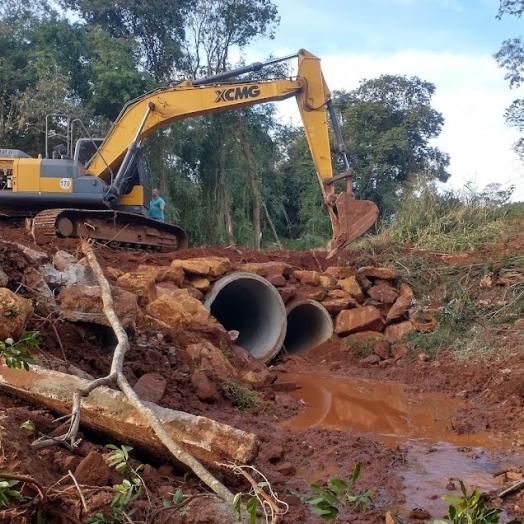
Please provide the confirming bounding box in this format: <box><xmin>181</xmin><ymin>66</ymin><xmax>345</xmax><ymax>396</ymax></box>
<box><xmin>181</xmin><ymin>0</ymin><xmax>279</xmax><ymax>77</ymax></box>
<box><xmin>57</xmin><ymin>0</ymin><xmax>192</xmax><ymax>82</ymax></box>
<box><xmin>495</xmin><ymin>0</ymin><xmax>524</xmax><ymax>159</ymax></box>
<box><xmin>334</xmin><ymin>75</ymin><xmax>450</xmax><ymax>217</ymax></box>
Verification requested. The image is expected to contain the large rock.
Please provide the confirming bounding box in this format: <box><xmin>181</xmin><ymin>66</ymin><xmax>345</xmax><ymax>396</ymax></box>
<box><xmin>171</xmin><ymin>258</ymin><xmax>210</xmax><ymax>276</ymax></box>
<box><xmin>357</xmin><ymin>266</ymin><xmax>398</xmax><ymax>280</ymax></box>
<box><xmin>191</xmin><ymin>370</ymin><xmax>221</xmax><ymax>403</ymax></box>
<box><xmin>136</xmin><ymin>264</ymin><xmax>185</xmax><ymax>285</ymax></box>
<box><xmin>15</xmin><ymin>244</ymin><xmax>47</xmax><ymax>264</ymax></box>
<box><xmin>399</xmin><ymin>282</ymin><xmax>414</xmax><ymax>300</ymax></box>
<box><xmin>278</xmin><ymin>285</ymin><xmax>297</xmax><ymax>304</ymax></box>
<box><xmin>324</xmin><ymin>266</ymin><xmax>356</xmax><ymax>279</ymax></box>
<box><xmin>117</xmin><ymin>272</ymin><xmax>157</xmax><ymax>308</ymax></box>
<box><xmin>319</xmin><ymin>275</ymin><xmax>337</xmax><ymax>289</ymax></box>
<box><xmin>52</xmin><ymin>250</ymin><xmax>78</xmax><ymax>271</ymax></box>
<box><xmin>147</xmin><ymin>288</ymin><xmax>230</xmax><ymax>347</ymax></box>
<box><xmin>41</xmin><ymin>262</ymin><xmax>96</xmax><ymax>288</ymax></box>
<box><xmin>0</xmin><ymin>288</ymin><xmax>34</xmax><ymax>340</ymax></box>
<box><xmin>230</xmin><ymin>345</ymin><xmax>273</xmax><ymax>388</ymax></box>
<box><xmin>299</xmin><ymin>288</ymin><xmax>326</xmax><ymax>301</ymax></box>
<box><xmin>367</xmin><ymin>284</ymin><xmax>399</xmax><ymax>304</ymax></box>
<box><xmin>321</xmin><ymin>297</ymin><xmax>359</xmax><ymax>315</ymax></box>
<box><xmin>188</xmin><ymin>276</ymin><xmax>211</xmax><ymax>292</ymax></box>
<box><xmin>195</xmin><ymin>257</ymin><xmax>232</xmax><ymax>277</ymax></box>
<box><xmin>293</xmin><ymin>270</ymin><xmax>321</xmax><ymax>286</ymax></box>
<box><xmin>0</xmin><ymin>269</ymin><xmax>7</xmax><ymax>287</ymax></box>
<box><xmin>146</xmin><ymin>293</ymin><xmax>193</xmax><ymax>331</ymax></box>
<box><xmin>386</xmin><ymin>296</ymin><xmax>411</xmax><ymax>323</ymax></box>
<box><xmin>133</xmin><ymin>373</ymin><xmax>167</xmax><ymax>404</ymax></box>
<box><xmin>171</xmin><ymin>257</ymin><xmax>231</xmax><ymax>278</ymax></box>
<box><xmin>23</xmin><ymin>267</ymin><xmax>56</xmax><ymax>309</ymax></box>
<box><xmin>334</xmin><ymin>306</ymin><xmax>384</xmax><ymax>336</ymax></box>
<box><xmin>237</xmin><ymin>262</ymin><xmax>292</xmax><ymax>277</ymax></box>
<box><xmin>74</xmin><ymin>451</ymin><xmax>111</xmax><ymax>487</ymax></box>
<box><xmin>265</xmin><ymin>274</ymin><xmax>286</xmax><ymax>287</ymax></box>
<box><xmin>182</xmin><ymin>496</ymin><xmax>238</xmax><ymax>524</ymax></box>
<box><xmin>384</xmin><ymin>321</ymin><xmax>415</xmax><ymax>343</ymax></box>
<box><xmin>338</xmin><ymin>277</ymin><xmax>365</xmax><ymax>302</ymax></box>
<box><xmin>186</xmin><ymin>341</ymin><xmax>238</xmax><ymax>380</ymax></box>
<box><xmin>58</xmin><ymin>284</ymin><xmax>138</xmax><ymax>329</ymax></box>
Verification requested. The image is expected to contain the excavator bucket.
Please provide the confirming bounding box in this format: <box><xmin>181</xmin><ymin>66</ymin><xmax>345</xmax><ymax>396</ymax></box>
<box><xmin>327</xmin><ymin>191</ymin><xmax>379</xmax><ymax>259</ymax></box>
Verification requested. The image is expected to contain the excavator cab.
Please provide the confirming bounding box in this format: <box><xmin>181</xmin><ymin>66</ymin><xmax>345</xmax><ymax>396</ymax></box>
<box><xmin>74</xmin><ymin>138</ymin><xmax>104</xmax><ymax>166</ymax></box>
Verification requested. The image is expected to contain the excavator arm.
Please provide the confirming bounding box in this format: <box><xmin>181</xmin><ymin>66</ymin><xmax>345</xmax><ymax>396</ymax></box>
<box><xmin>88</xmin><ymin>49</ymin><xmax>378</xmax><ymax>255</ymax></box>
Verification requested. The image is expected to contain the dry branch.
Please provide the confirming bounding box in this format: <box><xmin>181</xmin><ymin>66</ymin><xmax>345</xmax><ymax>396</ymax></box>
<box><xmin>79</xmin><ymin>240</ymin><xmax>237</xmax><ymax>503</ymax></box>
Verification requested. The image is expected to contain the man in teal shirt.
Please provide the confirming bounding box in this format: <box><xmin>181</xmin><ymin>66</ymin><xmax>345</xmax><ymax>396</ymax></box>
<box><xmin>148</xmin><ymin>188</ymin><xmax>165</xmax><ymax>222</ymax></box>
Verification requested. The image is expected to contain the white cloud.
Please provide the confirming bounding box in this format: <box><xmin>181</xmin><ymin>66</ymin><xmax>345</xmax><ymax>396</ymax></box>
<box><xmin>269</xmin><ymin>49</ymin><xmax>524</xmax><ymax>201</ymax></box>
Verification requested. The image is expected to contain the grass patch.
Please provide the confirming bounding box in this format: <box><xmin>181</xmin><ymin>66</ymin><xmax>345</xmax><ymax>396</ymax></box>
<box><xmin>221</xmin><ymin>378</ymin><xmax>262</xmax><ymax>411</ymax></box>
<box><xmin>344</xmin><ymin>337</ymin><xmax>376</xmax><ymax>359</ymax></box>
<box><xmin>381</xmin><ymin>183</ymin><xmax>511</xmax><ymax>252</ymax></box>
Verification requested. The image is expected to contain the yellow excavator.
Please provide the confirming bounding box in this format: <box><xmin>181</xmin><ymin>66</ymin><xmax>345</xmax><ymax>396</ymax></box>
<box><xmin>0</xmin><ymin>49</ymin><xmax>379</xmax><ymax>255</ymax></box>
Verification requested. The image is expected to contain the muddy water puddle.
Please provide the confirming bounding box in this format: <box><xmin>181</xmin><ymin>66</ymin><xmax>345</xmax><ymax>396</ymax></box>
<box><xmin>277</xmin><ymin>373</ymin><xmax>520</xmax><ymax>517</ymax></box>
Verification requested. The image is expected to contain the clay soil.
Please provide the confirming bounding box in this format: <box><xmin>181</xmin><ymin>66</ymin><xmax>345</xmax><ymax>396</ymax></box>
<box><xmin>2</xmin><ymin>221</ymin><xmax>524</xmax><ymax>524</ymax></box>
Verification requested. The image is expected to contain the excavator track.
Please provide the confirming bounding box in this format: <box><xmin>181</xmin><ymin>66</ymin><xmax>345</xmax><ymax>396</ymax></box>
<box><xmin>32</xmin><ymin>209</ymin><xmax>188</xmax><ymax>252</ymax></box>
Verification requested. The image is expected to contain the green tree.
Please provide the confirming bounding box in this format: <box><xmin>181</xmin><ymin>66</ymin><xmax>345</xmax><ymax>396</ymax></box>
<box><xmin>495</xmin><ymin>0</ymin><xmax>524</xmax><ymax>161</ymax></box>
<box><xmin>87</xmin><ymin>27</ymin><xmax>153</xmax><ymax>120</ymax></box>
<box><xmin>152</xmin><ymin>0</ymin><xmax>280</xmax><ymax>246</ymax></box>
<box><xmin>181</xmin><ymin>0</ymin><xmax>279</xmax><ymax>76</ymax></box>
<box><xmin>58</xmin><ymin>0</ymin><xmax>191</xmax><ymax>82</ymax></box>
<box><xmin>0</xmin><ymin>6</ymin><xmax>152</xmax><ymax>155</ymax></box>
<box><xmin>334</xmin><ymin>75</ymin><xmax>450</xmax><ymax>218</ymax></box>
<box><xmin>276</xmin><ymin>128</ymin><xmax>332</xmax><ymax>248</ymax></box>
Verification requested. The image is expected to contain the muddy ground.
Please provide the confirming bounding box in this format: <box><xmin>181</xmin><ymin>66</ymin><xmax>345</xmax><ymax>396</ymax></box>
<box><xmin>2</xmin><ymin>221</ymin><xmax>524</xmax><ymax>524</ymax></box>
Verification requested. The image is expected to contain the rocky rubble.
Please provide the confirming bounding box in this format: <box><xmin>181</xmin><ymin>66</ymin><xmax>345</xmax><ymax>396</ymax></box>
<box><xmin>0</xmin><ymin>242</ymin><xmax>436</xmax><ymax>371</ymax></box>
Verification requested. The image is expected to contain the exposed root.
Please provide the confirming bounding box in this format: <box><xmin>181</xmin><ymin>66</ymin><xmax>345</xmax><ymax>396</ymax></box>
<box><xmin>218</xmin><ymin>462</ymin><xmax>289</xmax><ymax>523</ymax></box>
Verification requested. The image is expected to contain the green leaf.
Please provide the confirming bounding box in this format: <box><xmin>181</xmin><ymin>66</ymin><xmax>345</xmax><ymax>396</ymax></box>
<box><xmin>246</xmin><ymin>496</ymin><xmax>258</xmax><ymax>524</ymax></box>
<box><xmin>443</xmin><ymin>496</ymin><xmax>465</xmax><ymax>506</ymax></box>
<box><xmin>20</xmin><ymin>420</ymin><xmax>34</xmax><ymax>430</ymax></box>
<box><xmin>328</xmin><ymin>478</ymin><xmax>348</xmax><ymax>495</ymax></box>
<box><xmin>232</xmin><ymin>492</ymin><xmax>242</xmax><ymax>521</ymax></box>
<box><xmin>172</xmin><ymin>488</ymin><xmax>183</xmax><ymax>504</ymax></box>
<box><xmin>351</xmin><ymin>461</ymin><xmax>362</xmax><ymax>482</ymax></box>
<box><xmin>19</xmin><ymin>331</ymin><xmax>38</xmax><ymax>342</ymax></box>
<box><xmin>307</xmin><ymin>495</ymin><xmax>328</xmax><ymax>505</ymax></box>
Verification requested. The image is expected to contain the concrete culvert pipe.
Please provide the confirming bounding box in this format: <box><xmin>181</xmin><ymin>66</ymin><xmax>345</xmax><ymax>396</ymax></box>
<box><xmin>284</xmin><ymin>299</ymin><xmax>334</xmax><ymax>355</ymax></box>
<box><xmin>204</xmin><ymin>272</ymin><xmax>287</xmax><ymax>362</ymax></box>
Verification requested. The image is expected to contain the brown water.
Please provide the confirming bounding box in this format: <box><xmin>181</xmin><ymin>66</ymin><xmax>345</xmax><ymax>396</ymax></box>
<box><xmin>277</xmin><ymin>372</ymin><xmax>505</xmax><ymax>447</ymax></box>
<box><xmin>277</xmin><ymin>373</ymin><xmax>518</xmax><ymax>517</ymax></box>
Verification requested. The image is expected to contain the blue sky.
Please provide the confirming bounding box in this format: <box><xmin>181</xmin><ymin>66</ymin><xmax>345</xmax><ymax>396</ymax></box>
<box><xmin>243</xmin><ymin>0</ymin><xmax>524</xmax><ymax>200</ymax></box>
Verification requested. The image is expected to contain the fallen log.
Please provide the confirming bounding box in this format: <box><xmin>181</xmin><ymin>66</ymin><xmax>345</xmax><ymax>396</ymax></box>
<box><xmin>0</xmin><ymin>363</ymin><xmax>259</xmax><ymax>472</ymax></box>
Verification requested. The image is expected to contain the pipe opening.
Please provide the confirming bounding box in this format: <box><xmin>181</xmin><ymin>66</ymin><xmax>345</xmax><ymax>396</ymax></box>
<box><xmin>284</xmin><ymin>299</ymin><xmax>334</xmax><ymax>355</ymax></box>
<box><xmin>204</xmin><ymin>272</ymin><xmax>287</xmax><ymax>362</ymax></box>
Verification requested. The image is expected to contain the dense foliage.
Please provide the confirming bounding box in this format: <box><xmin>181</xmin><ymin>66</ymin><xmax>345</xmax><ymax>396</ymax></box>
<box><xmin>0</xmin><ymin>0</ymin><xmax>452</xmax><ymax>249</ymax></box>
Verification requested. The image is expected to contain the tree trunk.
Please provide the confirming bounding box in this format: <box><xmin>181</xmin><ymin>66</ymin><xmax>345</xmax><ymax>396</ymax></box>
<box><xmin>0</xmin><ymin>363</ymin><xmax>258</xmax><ymax>473</ymax></box>
<box><xmin>238</xmin><ymin>118</ymin><xmax>261</xmax><ymax>250</ymax></box>
<box><xmin>217</xmin><ymin>136</ymin><xmax>235</xmax><ymax>247</ymax></box>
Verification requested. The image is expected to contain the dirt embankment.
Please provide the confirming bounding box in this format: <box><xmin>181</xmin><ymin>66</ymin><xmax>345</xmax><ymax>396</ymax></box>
<box><xmin>1</xmin><ymin>222</ymin><xmax>524</xmax><ymax>523</ymax></box>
